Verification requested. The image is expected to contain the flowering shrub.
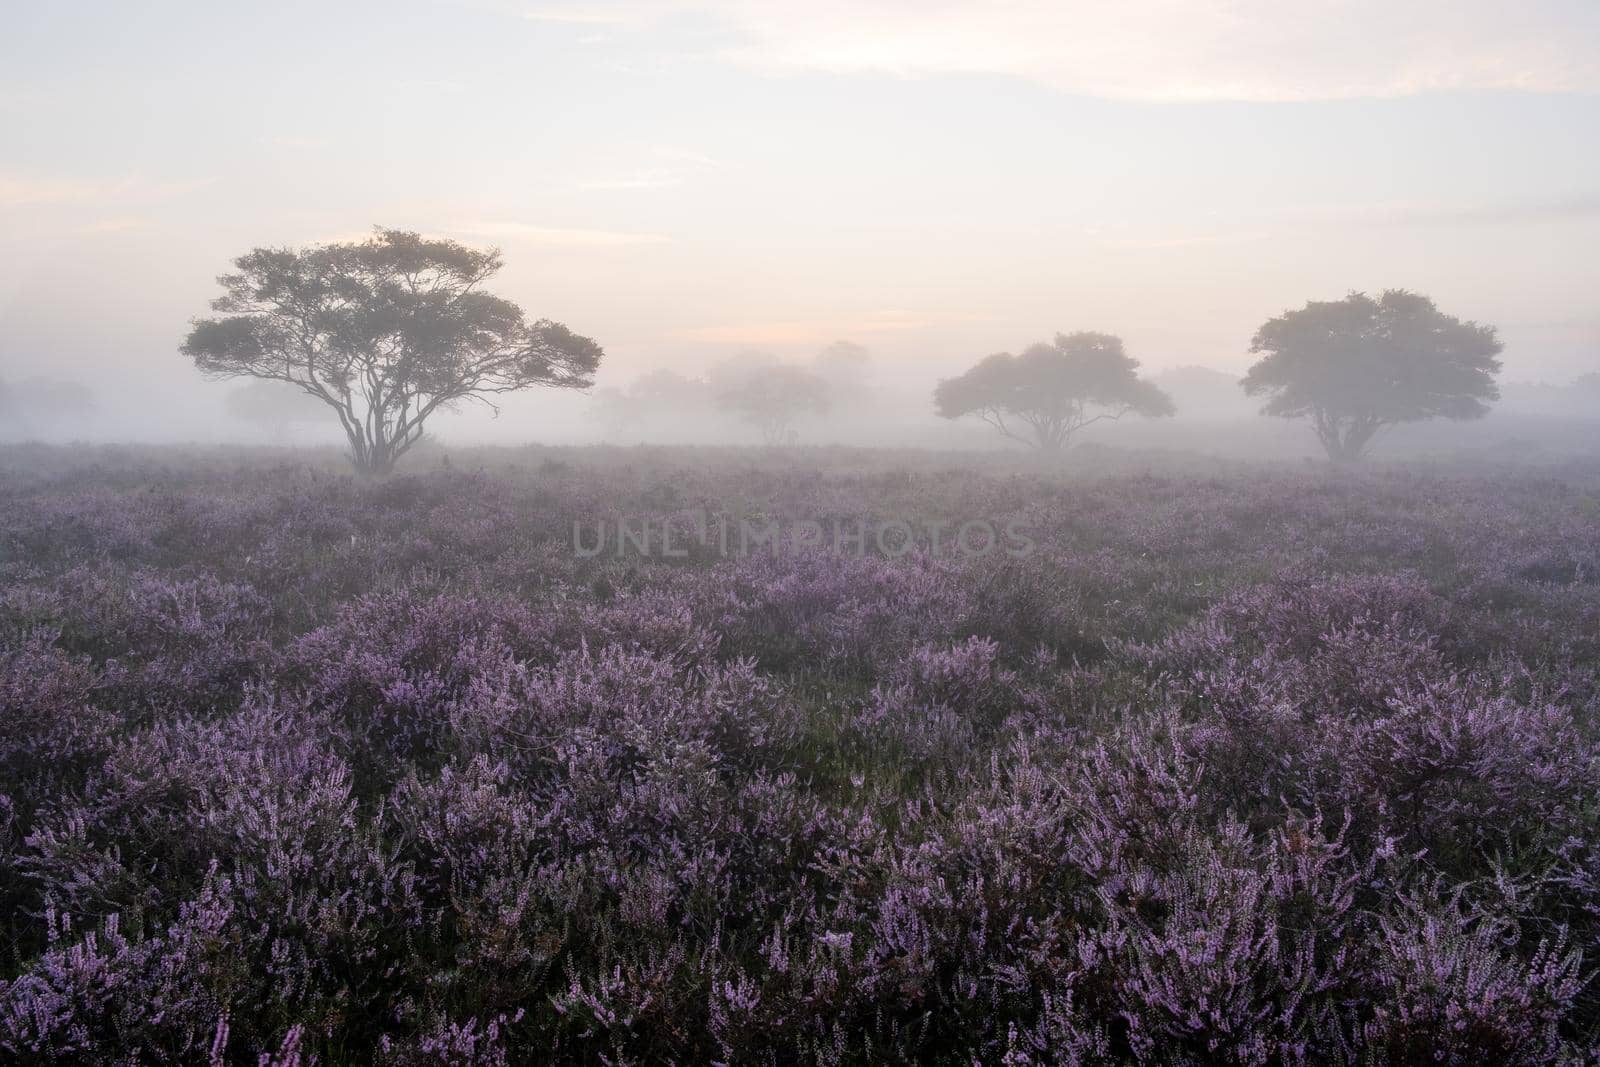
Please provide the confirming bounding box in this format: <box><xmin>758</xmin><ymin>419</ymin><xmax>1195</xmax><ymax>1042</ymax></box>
<box><xmin>1</xmin><ymin>448</ymin><xmax>1599</xmax><ymax>1062</ymax></box>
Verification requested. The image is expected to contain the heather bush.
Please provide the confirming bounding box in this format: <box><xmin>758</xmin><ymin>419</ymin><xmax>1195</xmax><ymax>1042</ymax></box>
<box><xmin>0</xmin><ymin>631</ymin><xmax>118</xmax><ymax>818</ymax></box>
<box><xmin>2</xmin><ymin>449</ymin><xmax>1599</xmax><ymax>1062</ymax></box>
<box><xmin>1363</xmin><ymin>888</ymin><xmax>1585</xmax><ymax>1065</ymax></box>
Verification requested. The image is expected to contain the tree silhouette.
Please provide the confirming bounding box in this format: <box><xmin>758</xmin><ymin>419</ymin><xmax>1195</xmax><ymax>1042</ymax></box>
<box><xmin>812</xmin><ymin>340</ymin><xmax>870</xmax><ymax>380</ymax></box>
<box><xmin>1242</xmin><ymin>290</ymin><xmax>1502</xmax><ymax>461</ymax></box>
<box><xmin>182</xmin><ymin>228</ymin><xmax>603</xmax><ymax>474</ymax></box>
<box><xmin>934</xmin><ymin>332</ymin><xmax>1174</xmax><ymax>451</ymax></box>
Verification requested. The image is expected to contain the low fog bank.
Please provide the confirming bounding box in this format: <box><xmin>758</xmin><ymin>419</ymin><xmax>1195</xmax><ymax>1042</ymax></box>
<box><xmin>573</xmin><ymin>359</ymin><xmax>1600</xmax><ymax>462</ymax></box>
<box><xmin>2</xmin><ymin>354</ymin><xmax>1596</xmax><ymax>465</ymax></box>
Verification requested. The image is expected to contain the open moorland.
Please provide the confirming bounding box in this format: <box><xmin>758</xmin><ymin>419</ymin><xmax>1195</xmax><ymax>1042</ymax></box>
<box><xmin>2</xmin><ymin>446</ymin><xmax>1600</xmax><ymax>1064</ymax></box>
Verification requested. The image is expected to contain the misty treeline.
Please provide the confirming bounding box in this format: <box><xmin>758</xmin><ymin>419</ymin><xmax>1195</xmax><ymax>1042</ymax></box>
<box><xmin>0</xmin><ymin>225</ymin><xmax>1576</xmax><ymax>470</ymax></box>
<box><xmin>592</xmin><ymin>341</ymin><xmax>868</xmax><ymax>447</ymax></box>
<box><xmin>932</xmin><ymin>292</ymin><xmax>1507</xmax><ymax>460</ymax></box>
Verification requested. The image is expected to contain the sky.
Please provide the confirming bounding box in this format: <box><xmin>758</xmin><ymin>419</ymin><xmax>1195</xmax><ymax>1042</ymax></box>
<box><xmin>1</xmin><ymin>0</ymin><xmax>1597</xmax><ymax>441</ymax></box>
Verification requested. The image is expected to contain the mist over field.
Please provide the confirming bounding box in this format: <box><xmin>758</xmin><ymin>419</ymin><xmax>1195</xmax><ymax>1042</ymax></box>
<box><xmin>4</xmin><ymin>3</ymin><xmax>1598</xmax><ymax>456</ymax></box>
<box><xmin>3</xmin><ymin>3</ymin><xmax>1600</xmax><ymax>1064</ymax></box>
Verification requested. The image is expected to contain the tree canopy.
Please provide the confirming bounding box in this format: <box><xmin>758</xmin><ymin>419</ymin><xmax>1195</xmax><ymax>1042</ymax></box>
<box><xmin>181</xmin><ymin>227</ymin><xmax>603</xmax><ymax>474</ymax></box>
<box><xmin>812</xmin><ymin>340</ymin><xmax>871</xmax><ymax>380</ymax></box>
<box><xmin>1242</xmin><ymin>289</ymin><xmax>1502</xmax><ymax>461</ymax></box>
<box><xmin>934</xmin><ymin>332</ymin><xmax>1174</xmax><ymax>451</ymax></box>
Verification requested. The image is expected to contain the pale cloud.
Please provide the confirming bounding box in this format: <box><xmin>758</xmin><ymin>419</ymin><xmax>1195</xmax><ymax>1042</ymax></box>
<box><xmin>682</xmin><ymin>309</ymin><xmax>950</xmax><ymax>346</ymax></box>
<box><xmin>72</xmin><ymin>218</ymin><xmax>154</xmax><ymax>237</ymax></box>
<box><xmin>1242</xmin><ymin>193</ymin><xmax>1600</xmax><ymax>230</ymax></box>
<box><xmin>0</xmin><ymin>86</ymin><xmax>38</xmax><ymax>111</ymax></box>
<box><xmin>517</xmin><ymin>0</ymin><xmax>1600</xmax><ymax>100</ymax></box>
<box><xmin>1097</xmin><ymin>229</ymin><xmax>1275</xmax><ymax>251</ymax></box>
<box><xmin>449</xmin><ymin>220</ymin><xmax>672</xmax><ymax>246</ymax></box>
<box><xmin>0</xmin><ymin>173</ymin><xmax>106</xmax><ymax>207</ymax></box>
<box><xmin>262</xmin><ymin>135</ymin><xmax>331</xmax><ymax>150</ymax></box>
<box><xmin>1086</xmin><ymin>191</ymin><xmax>1600</xmax><ymax>252</ymax></box>
<box><xmin>521</xmin><ymin>8</ymin><xmax>638</xmax><ymax>26</ymax></box>
<box><xmin>574</xmin><ymin>173</ymin><xmax>682</xmax><ymax>191</ymax></box>
<box><xmin>572</xmin><ymin>147</ymin><xmax>720</xmax><ymax>191</ymax></box>
<box><xmin>1367</xmin><ymin>193</ymin><xmax>1600</xmax><ymax>227</ymax></box>
<box><xmin>393</xmin><ymin>78</ymin><xmax>470</xmax><ymax>94</ymax></box>
<box><xmin>0</xmin><ymin>171</ymin><xmax>215</xmax><ymax>208</ymax></box>
<box><xmin>1094</xmin><ymin>192</ymin><xmax>1600</xmax><ymax>248</ymax></box>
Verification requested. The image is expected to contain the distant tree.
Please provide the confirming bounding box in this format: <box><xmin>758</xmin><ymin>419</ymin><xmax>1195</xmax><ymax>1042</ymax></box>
<box><xmin>1242</xmin><ymin>290</ymin><xmax>1502</xmax><ymax>461</ymax></box>
<box><xmin>589</xmin><ymin>386</ymin><xmax>635</xmax><ymax>437</ymax></box>
<box><xmin>625</xmin><ymin>369</ymin><xmax>708</xmax><ymax>414</ymax></box>
<box><xmin>181</xmin><ymin>227</ymin><xmax>603</xmax><ymax>475</ymax></box>
<box><xmin>224</xmin><ymin>379</ymin><xmax>328</xmax><ymax>442</ymax></box>
<box><xmin>934</xmin><ymin>332</ymin><xmax>1174</xmax><ymax>451</ymax></box>
<box><xmin>713</xmin><ymin>361</ymin><xmax>832</xmax><ymax>445</ymax></box>
<box><xmin>1153</xmin><ymin>365</ymin><xmax>1257</xmax><ymax>421</ymax></box>
<box><xmin>812</xmin><ymin>340</ymin><xmax>870</xmax><ymax>378</ymax></box>
<box><xmin>1574</xmin><ymin>371</ymin><xmax>1600</xmax><ymax>399</ymax></box>
<box><xmin>810</xmin><ymin>340</ymin><xmax>873</xmax><ymax>410</ymax></box>
<box><xmin>592</xmin><ymin>369</ymin><xmax>710</xmax><ymax>439</ymax></box>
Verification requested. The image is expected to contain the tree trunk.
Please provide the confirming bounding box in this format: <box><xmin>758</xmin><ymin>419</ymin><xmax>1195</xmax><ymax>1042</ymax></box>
<box><xmin>1315</xmin><ymin>414</ymin><xmax>1382</xmax><ymax>462</ymax></box>
<box><xmin>1327</xmin><ymin>443</ymin><xmax>1361</xmax><ymax>463</ymax></box>
<box><xmin>345</xmin><ymin>428</ymin><xmax>397</xmax><ymax>476</ymax></box>
<box><xmin>1342</xmin><ymin>419</ymin><xmax>1382</xmax><ymax>460</ymax></box>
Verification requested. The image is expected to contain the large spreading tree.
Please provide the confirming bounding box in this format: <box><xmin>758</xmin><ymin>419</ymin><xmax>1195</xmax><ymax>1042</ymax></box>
<box><xmin>934</xmin><ymin>332</ymin><xmax>1174</xmax><ymax>452</ymax></box>
<box><xmin>1242</xmin><ymin>289</ymin><xmax>1502</xmax><ymax>461</ymax></box>
<box><xmin>182</xmin><ymin>228</ymin><xmax>603</xmax><ymax>474</ymax></box>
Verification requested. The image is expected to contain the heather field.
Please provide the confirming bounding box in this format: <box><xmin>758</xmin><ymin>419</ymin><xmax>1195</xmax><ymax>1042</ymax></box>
<box><xmin>3</xmin><ymin>446</ymin><xmax>1600</xmax><ymax>1065</ymax></box>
